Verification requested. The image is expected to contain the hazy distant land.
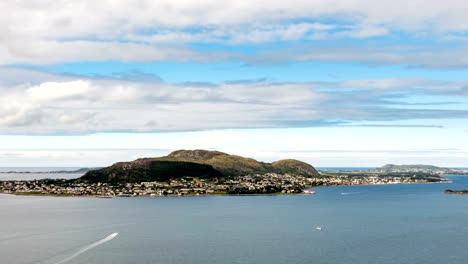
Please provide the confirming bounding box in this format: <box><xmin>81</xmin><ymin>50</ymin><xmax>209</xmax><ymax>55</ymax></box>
<box><xmin>444</xmin><ymin>189</ymin><xmax>468</xmax><ymax>194</ymax></box>
<box><xmin>0</xmin><ymin>168</ymin><xmax>98</xmax><ymax>174</ymax></box>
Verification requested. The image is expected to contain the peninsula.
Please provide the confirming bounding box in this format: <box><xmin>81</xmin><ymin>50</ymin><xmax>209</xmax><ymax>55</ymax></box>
<box><xmin>444</xmin><ymin>190</ymin><xmax>468</xmax><ymax>195</ymax></box>
<box><xmin>0</xmin><ymin>150</ymin><xmax>450</xmax><ymax>197</ymax></box>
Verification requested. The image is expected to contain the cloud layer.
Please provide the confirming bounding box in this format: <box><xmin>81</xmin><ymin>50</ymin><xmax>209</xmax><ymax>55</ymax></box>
<box><xmin>0</xmin><ymin>68</ymin><xmax>466</xmax><ymax>134</ymax></box>
<box><xmin>1</xmin><ymin>2</ymin><xmax>467</xmax><ymax>166</ymax></box>
<box><xmin>1</xmin><ymin>1</ymin><xmax>468</xmax><ymax>67</ymax></box>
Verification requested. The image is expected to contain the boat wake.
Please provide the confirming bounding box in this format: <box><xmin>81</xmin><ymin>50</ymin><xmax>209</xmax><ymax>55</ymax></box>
<box><xmin>55</xmin><ymin>233</ymin><xmax>118</xmax><ymax>264</ymax></box>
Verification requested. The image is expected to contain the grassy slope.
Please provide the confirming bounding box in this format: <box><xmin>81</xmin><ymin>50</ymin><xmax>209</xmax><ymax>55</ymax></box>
<box><xmin>79</xmin><ymin>149</ymin><xmax>319</xmax><ymax>183</ymax></box>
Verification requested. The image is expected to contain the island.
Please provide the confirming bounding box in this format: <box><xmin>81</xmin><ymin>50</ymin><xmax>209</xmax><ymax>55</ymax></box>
<box><xmin>0</xmin><ymin>150</ymin><xmax>451</xmax><ymax>197</ymax></box>
<box><xmin>374</xmin><ymin>164</ymin><xmax>468</xmax><ymax>175</ymax></box>
<box><xmin>444</xmin><ymin>189</ymin><xmax>468</xmax><ymax>194</ymax></box>
<box><xmin>320</xmin><ymin>164</ymin><xmax>454</xmax><ymax>183</ymax></box>
<box><xmin>0</xmin><ymin>168</ymin><xmax>98</xmax><ymax>174</ymax></box>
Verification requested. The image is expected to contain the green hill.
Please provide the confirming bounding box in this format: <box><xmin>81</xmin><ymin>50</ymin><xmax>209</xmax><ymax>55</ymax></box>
<box><xmin>78</xmin><ymin>149</ymin><xmax>319</xmax><ymax>183</ymax></box>
<box><xmin>271</xmin><ymin>159</ymin><xmax>319</xmax><ymax>177</ymax></box>
<box><xmin>80</xmin><ymin>160</ymin><xmax>223</xmax><ymax>184</ymax></box>
<box><xmin>378</xmin><ymin>164</ymin><xmax>453</xmax><ymax>173</ymax></box>
<box><xmin>154</xmin><ymin>149</ymin><xmax>271</xmax><ymax>176</ymax></box>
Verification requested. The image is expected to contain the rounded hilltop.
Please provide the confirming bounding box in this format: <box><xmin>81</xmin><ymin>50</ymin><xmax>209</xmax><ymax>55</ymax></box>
<box><xmin>79</xmin><ymin>149</ymin><xmax>320</xmax><ymax>183</ymax></box>
<box><xmin>272</xmin><ymin>159</ymin><xmax>319</xmax><ymax>177</ymax></box>
<box><xmin>166</xmin><ymin>149</ymin><xmax>227</xmax><ymax>160</ymax></box>
<box><xmin>158</xmin><ymin>149</ymin><xmax>271</xmax><ymax>176</ymax></box>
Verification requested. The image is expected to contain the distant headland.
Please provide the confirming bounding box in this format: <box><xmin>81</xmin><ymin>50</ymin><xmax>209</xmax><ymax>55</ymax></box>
<box><xmin>0</xmin><ymin>150</ymin><xmax>453</xmax><ymax>197</ymax></box>
<box><xmin>444</xmin><ymin>190</ymin><xmax>468</xmax><ymax>195</ymax></box>
<box><xmin>0</xmin><ymin>168</ymin><xmax>98</xmax><ymax>174</ymax></box>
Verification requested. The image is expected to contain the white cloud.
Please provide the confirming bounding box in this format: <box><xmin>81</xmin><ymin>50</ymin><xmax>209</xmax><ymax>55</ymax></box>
<box><xmin>337</xmin><ymin>78</ymin><xmax>457</xmax><ymax>90</ymax></box>
<box><xmin>26</xmin><ymin>80</ymin><xmax>91</xmax><ymax>101</ymax></box>
<box><xmin>0</xmin><ymin>1</ymin><xmax>467</xmax><ymax>65</ymax></box>
<box><xmin>253</xmin><ymin>45</ymin><xmax>468</xmax><ymax>68</ymax></box>
<box><xmin>0</xmin><ymin>71</ymin><xmax>327</xmax><ymax>133</ymax></box>
<box><xmin>0</xmin><ymin>40</ymin><xmax>206</xmax><ymax>65</ymax></box>
<box><xmin>0</xmin><ymin>68</ymin><xmax>467</xmax><ymax>134</ymax></box>
<box><xmin>337</xmin><ymin>25</ymin><xmax>389</xmax><ymax>39</ymax></box>
<box><xmin>3</xmin><ymin>0</ymin><xmax>468</xmax><ymax>38</ymax></box>
<box><xmin>126</xmin><ymin>23</ymin><xmax>336</xmax><ymax>44</ymax></box>
<box><xmin>3</xmin><ymin>39</ymin><xmax>468</xmax><ymax>69</ymax></box>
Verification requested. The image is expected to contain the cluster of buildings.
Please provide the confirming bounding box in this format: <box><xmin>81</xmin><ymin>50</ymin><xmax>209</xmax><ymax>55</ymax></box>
<box><xmin>223</xmin><ymin>173</ymin><xmax>311</xmax><ymax>194</ymax></box>
<box><xmin>0</xmin><ymin>173</ymin><xmax>445</xmax><ymax>197</ymax></box>
<box><xmin>0</xmin><ymin>173</ymin><xmax>311</xmax><ymax>197</ymax></box>
<box><xmin>310</xmin><ymin>175</ymin><xmax>438</xmax><ymax>186</ymax></box>
<box><xmin>0</xmin><ymin>180</ymin><xmax>116</xmax><ymax>197</ymax></box>
<box><xmin>372</xmin><ymin>165</ymin><xmax>468</xmax><ymax>175</ymax></box>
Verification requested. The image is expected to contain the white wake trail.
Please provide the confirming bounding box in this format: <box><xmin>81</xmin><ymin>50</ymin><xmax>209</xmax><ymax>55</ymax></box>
<box><xmin>55</xmin><ymin>233</ymin><xmax>118</xmax><ymax>264</ymax></box>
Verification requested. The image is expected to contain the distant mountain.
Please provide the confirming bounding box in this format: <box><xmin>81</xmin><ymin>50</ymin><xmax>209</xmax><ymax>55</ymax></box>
<box><xmin>78</xmin><ymin>149</ymin><xmax>319</xmax><ymax>183</ymax></box>
<box><xmin>377</xmin><ymin>164</ymin><xmax>454</xmax><ymax>173</ymax></box>
<box><xmin>51</xmin><ymin>168</ymin><xmax>100</xmax><ymax>174</ymax></box>
<box><xmin>0</xmin><ymin>168</ymin><xmax>98</xmax><ymax>174</ymax></box>
<box><xmin>380</xmin><ymin>164</ymin><xmax>442</xmax><ymax>170</ymax></box>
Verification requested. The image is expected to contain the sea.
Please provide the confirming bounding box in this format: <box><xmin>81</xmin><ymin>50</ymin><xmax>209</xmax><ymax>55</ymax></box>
<box><xmin>0</xmin><ymin>168</ymin><xmax>467</xmax><ymax>264</ymax></box>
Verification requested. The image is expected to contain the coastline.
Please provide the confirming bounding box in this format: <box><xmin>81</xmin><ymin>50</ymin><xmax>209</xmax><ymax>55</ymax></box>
<box><xmin>0</xmin><ymin>180</ymin><xmax>451</xmax><ymax>199</ymax></box>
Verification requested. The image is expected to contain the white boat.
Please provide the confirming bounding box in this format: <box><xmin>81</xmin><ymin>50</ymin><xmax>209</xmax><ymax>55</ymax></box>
<box><xmin>303</xmin><ymin>190</ymin><xmax>316</xmax><ymax>194</ymax></box>
<box><xmin>315</xmin><ymin>226</ymin><xmax>322</xmax><ymax>231</ymax></box>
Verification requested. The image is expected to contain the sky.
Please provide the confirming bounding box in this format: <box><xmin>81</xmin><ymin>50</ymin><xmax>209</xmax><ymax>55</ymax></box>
<box><xmin>1</xmin><ymin>0</ymin><xmax>468</xmax><ymax>167</ymax></box>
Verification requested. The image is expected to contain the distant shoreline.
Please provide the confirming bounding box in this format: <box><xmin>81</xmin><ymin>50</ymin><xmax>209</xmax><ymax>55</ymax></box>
<box><xmin>0</xmin><ymin>168</ymin><xmax>95</xmax><ymax>174</ymax></box>
<box><xmin>0</xmin><ymin>180</ymin><xmax>452</xmax><ymax>199</ymax></box>
<box><xmin>444</xmin><ymin>189</ymin><xmax>468</xmax><ymax>195</ymax></box>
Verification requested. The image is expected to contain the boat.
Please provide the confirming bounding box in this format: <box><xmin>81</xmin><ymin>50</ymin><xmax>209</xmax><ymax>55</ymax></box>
<box><xmin>315</xmin><ymin>226</ymin><xmax>322</xmax><ymax>231</ymax></box>
<box><xmin>303</xmin><ymin>189</ymin><xmax>316</xmax><ymax>194</ymax></box>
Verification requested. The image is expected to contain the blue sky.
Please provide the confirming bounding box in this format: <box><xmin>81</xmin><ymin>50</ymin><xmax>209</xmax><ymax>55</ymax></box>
<box><xmin>0</xmin><ymin>1</ymin><xmax>467</xmax><ymax>167</ymax></box>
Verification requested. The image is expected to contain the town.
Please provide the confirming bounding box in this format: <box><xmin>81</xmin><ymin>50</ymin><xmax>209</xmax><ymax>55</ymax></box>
<box><xmin>0</xmin><ymin>172</ymin><xmax>447</xmax><ymax>197</ymax></box>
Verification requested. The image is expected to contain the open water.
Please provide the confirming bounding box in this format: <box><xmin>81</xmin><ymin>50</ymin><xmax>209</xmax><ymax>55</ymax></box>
<box><xmin>0</xmin><ymin>174</ymin><xmax>467</xmax><ymax>264</ymax></box>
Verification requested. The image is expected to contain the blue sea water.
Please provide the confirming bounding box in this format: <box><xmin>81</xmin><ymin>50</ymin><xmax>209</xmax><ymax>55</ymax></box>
<box><xmin>0</xmin><ymin>176</ymin><xmax>467</xmax><ymax>264</ymax></box>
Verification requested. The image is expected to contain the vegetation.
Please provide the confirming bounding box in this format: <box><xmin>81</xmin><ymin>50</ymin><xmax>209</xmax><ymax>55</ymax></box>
<box><xmin>78</xmin><ymin>149</ymin><xmax>320</xmax><ymax>184</ymax></box>
<box><xmin>79</xmin><ymin>160</ymin><xmax>223</xmax><ymax>184</ymax></box>
<box><xmin>153</xmin><ymin>149</ymin><xmax>271</xmax><ymax>176</ymax></box>
<box><xmin>271</xmin><ymin>159</ymin><xmax>319</xmax><ymax>177</ymax></box>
